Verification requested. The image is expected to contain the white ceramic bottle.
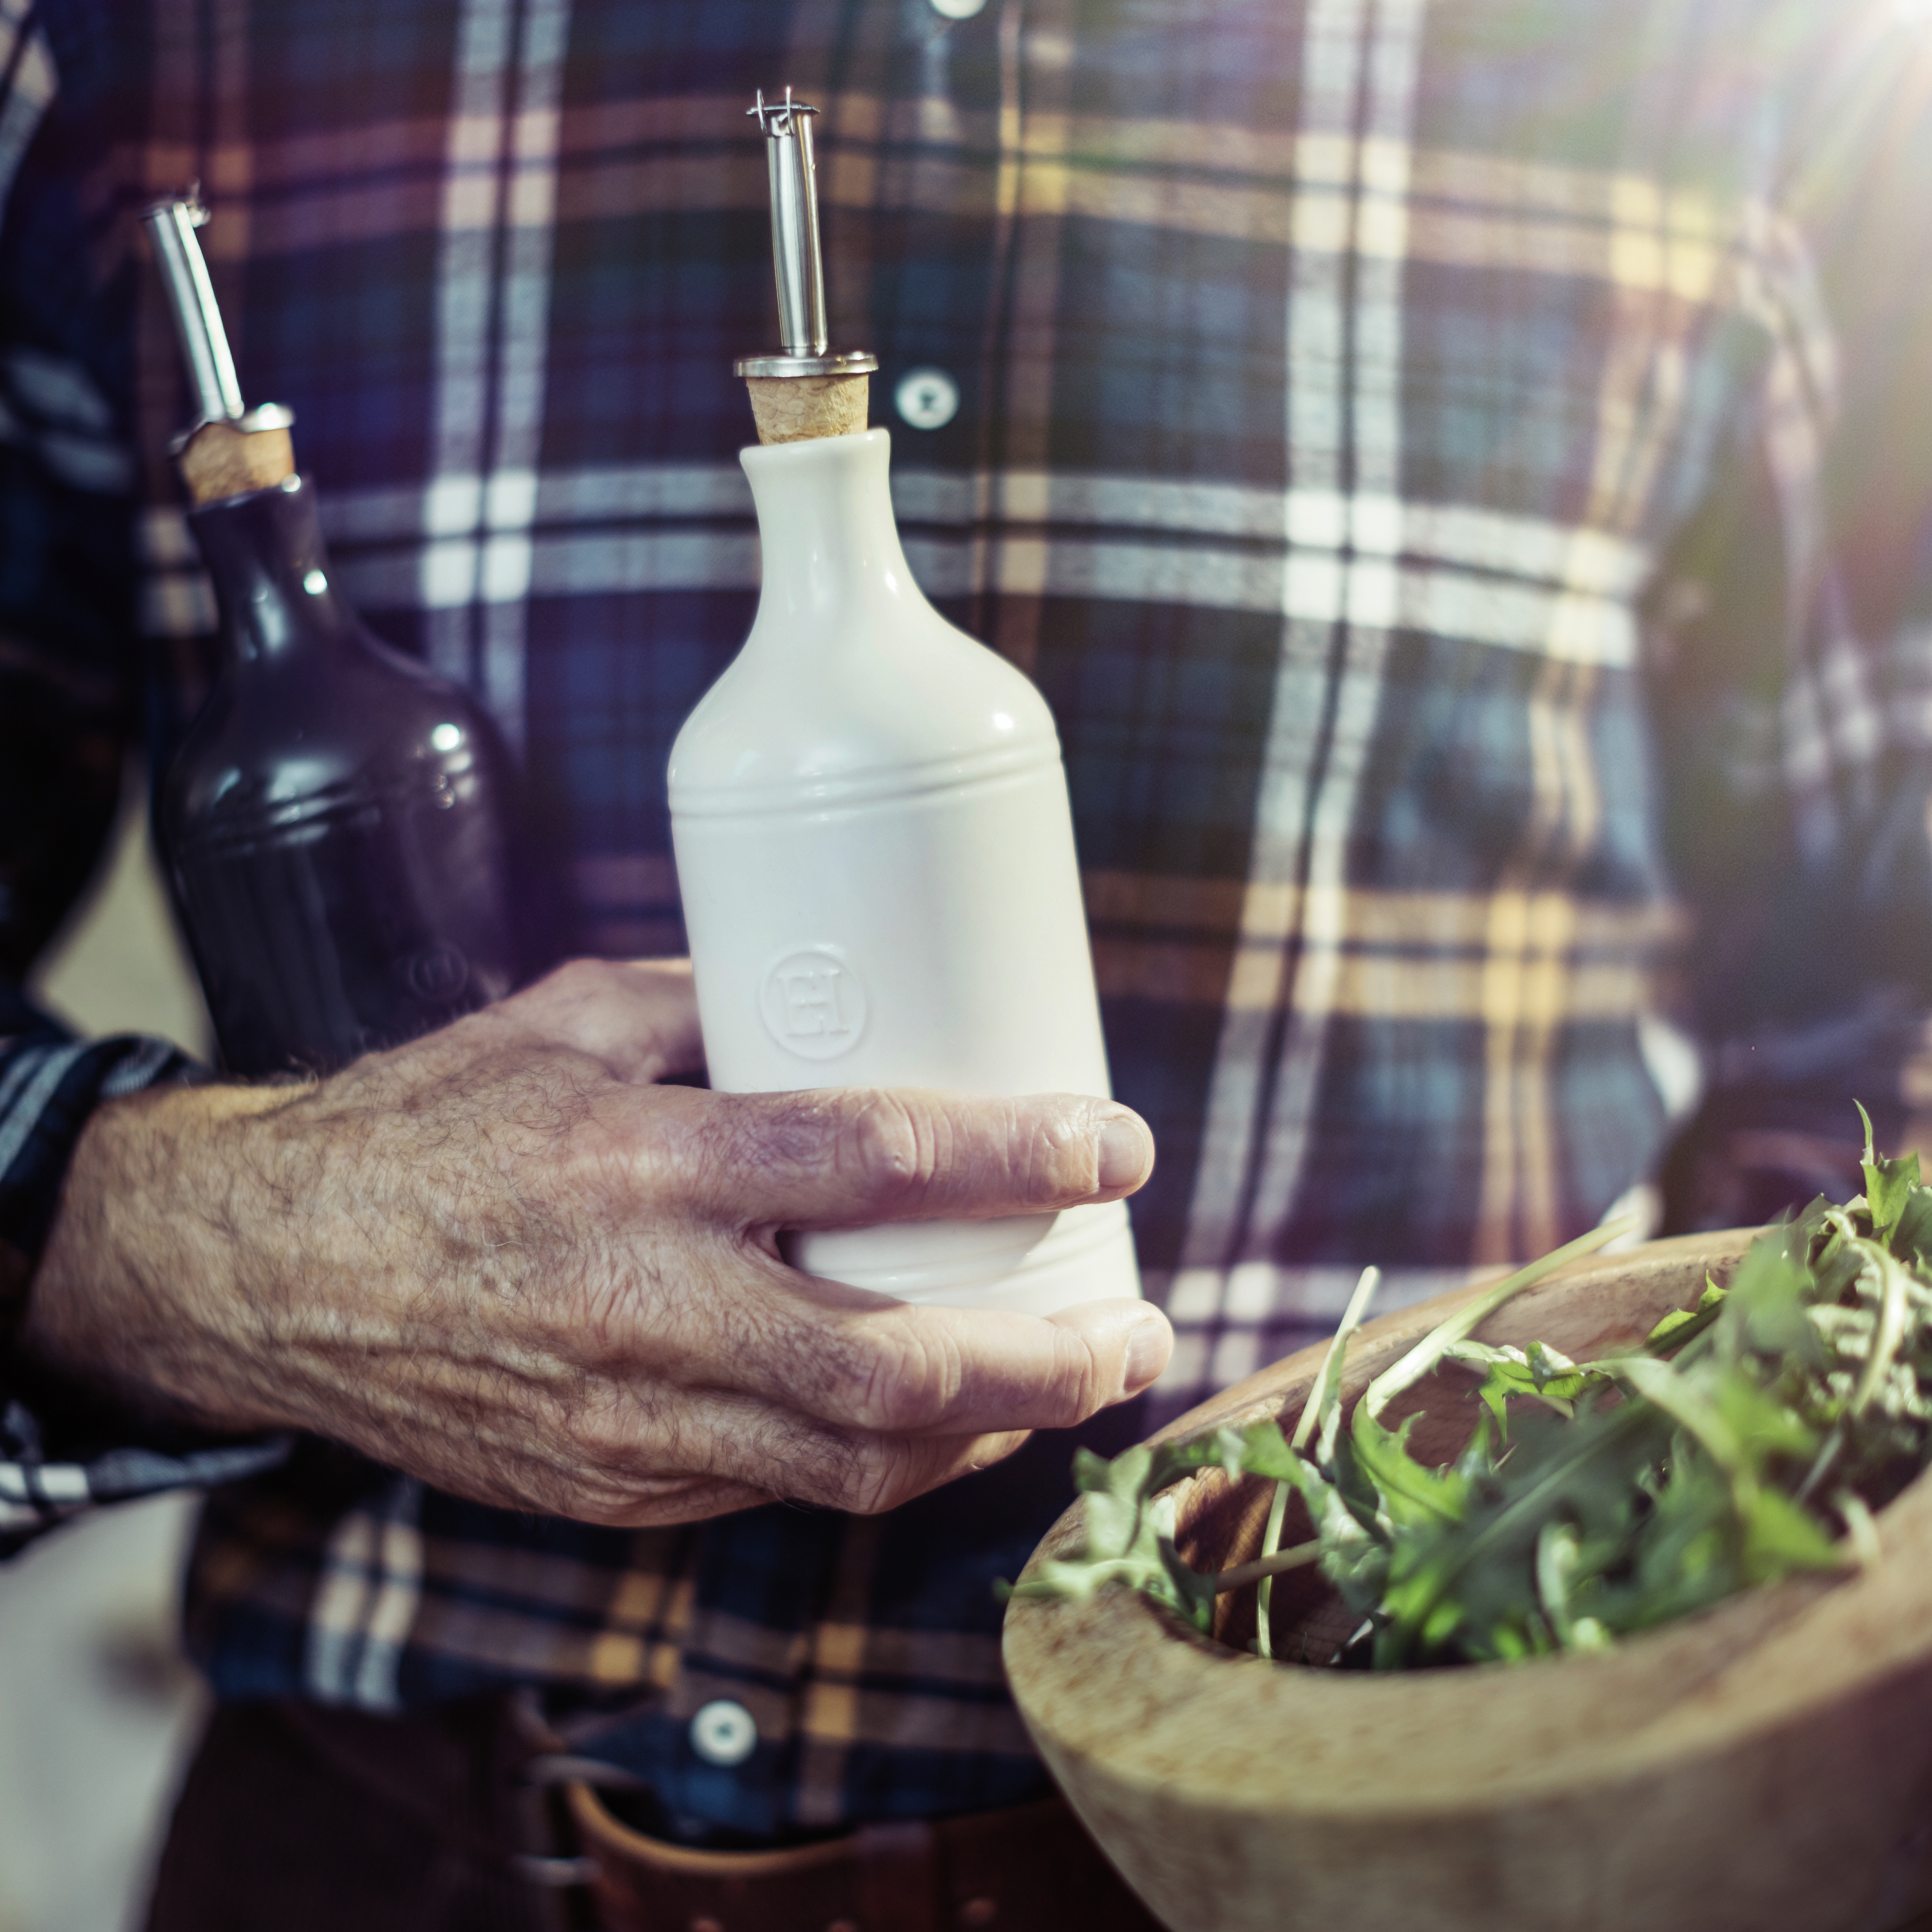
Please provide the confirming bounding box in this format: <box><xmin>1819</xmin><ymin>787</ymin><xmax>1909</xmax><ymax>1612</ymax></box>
<box><xmin>666</xmin><ymin>91</ymin><xmax>1140</xmax><ymax>1316</ymax></box>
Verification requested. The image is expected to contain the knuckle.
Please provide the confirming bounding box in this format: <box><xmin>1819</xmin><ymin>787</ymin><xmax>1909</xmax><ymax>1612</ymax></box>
<box><xmin>702</xmin><ymin>1087</ymin><xmax>985</xmax><ymax>1220</ymax></box>
<box><xmin>839</xmin><ymin>1437</ymin><xmax>919</xmax><ymax>1516</ymax></box>
<box><xmin>566</xmin><ymin>1381</ymin><xmax>666</xmax><ymax>1467</ymax></box>
<box><xmin>550</xmin><ymin>956</ymin><xmax>618</xmax><ymax>998</ymax></box>
<box><xmin>1046</xmin><ymin>1331</ymin><xmax>1110</xmax><ymax>1422</ymax></box>
<box><xmin>739</xmin><ymin>1415</ymin><xmax>867</xmax><ymax>1510</ymax></box>
<box><xmin>1017</xmin><ymin>1098</ymin><xmax>1104</xmax><ymax>1202</ymax></box>
<box><xmin>843</xmin><ymin>1092</ymin><xmax>942</xmax><ymax>1208</ymax></box>
<box><xmin>519</xmin><ymin>957</ymin><xmax>628</xmax><ymax>1033</ymax></box>
<box><xmin>850</xmin><ymin>1321</ymin><xmax>963</xmax><ymax>1433</ymax></box>
<box><xmin>515</xmin><ymin>957</ymin><xmax>599</xmax><ymax>1017</ymax></box>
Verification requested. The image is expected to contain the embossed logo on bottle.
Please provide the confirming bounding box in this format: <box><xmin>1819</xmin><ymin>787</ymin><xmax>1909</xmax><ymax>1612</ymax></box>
<box><xmin>401</xmin><ymin>942</ymin><xmax>469</xmax><ymax>1002</ymax></box>
<box><xmin>761</xmin><ymin>947</ymin><xmax>869</xmax><ymax>1060</ymax></box>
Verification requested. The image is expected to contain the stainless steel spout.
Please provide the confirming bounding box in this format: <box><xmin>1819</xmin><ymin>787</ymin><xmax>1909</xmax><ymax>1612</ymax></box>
<box><xmin>143</xmin><ymin>195</ymin><xmax>243</xmax><ymax>425</ymax></box>
<box><xmin>141</xmin><ymin>194</ymin><xmax>295</xmax><ymax>447</ymax></box>
<box><xmin>759</xmin><ymin>88</ymin><xmax>828</xmax><ymax>356</ymax></box>
<box><xmin>734</xmin><ymin>91</ymin><xmax>877</xmax><ymax>383</ymax></box>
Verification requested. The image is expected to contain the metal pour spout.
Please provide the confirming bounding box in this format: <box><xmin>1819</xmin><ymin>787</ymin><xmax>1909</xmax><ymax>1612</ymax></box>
<box><xmin>734</xmin><ymin>90</ymin><xmax>877</xmax><ymax>386</ymax></box>
<box><xmin>760</xmin><ymin>88</ymin><xmax>828</xmax><ymax>357</ymax></box>
<box><xmin>140</xmin><ymin>193</ymin><xmax>295</xmax><ymax>449</ymax></box>
<box><xmin>143</xmin><ymin>196</ymin><xmax>243</xmax><ymax>423</ymax></box>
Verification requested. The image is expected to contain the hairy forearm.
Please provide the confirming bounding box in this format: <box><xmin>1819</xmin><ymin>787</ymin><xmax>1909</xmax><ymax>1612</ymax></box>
<box><xmin>24</xmin><ymin>1048</ymin><xmax>616</xmax><ymax>1459</ymax></box>
<box><xmin>24</xmin><ymin>1080</ymin><xmax>309</xmax><ymax>1430</ymax></box>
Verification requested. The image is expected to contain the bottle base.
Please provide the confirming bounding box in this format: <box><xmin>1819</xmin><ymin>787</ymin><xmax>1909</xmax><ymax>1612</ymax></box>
<box><xmin>787</xmin><ymin>1199</ymin><xmax>1142</xmax><ymax>1316</ymax></box>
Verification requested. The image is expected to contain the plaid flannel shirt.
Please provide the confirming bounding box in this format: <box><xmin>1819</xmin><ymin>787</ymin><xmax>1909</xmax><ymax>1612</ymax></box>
<box><xmin>6</xmin><ymin>0</ymin><xmax>1932</xmax><ymax>1839</ymax></box>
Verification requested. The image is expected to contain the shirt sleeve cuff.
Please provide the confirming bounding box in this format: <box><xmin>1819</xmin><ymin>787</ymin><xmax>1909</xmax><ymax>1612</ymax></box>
<box><xmin>0</xmin><ymin>1026</ymin><xmax>198</xmax><ymax>1259</ymax></box>
<box><xmin>0</xmin><ymin>1014</ymin><xmax>293</xmax><ymax>1554</ymax></box>
<box><xmin>0</xmin><ymin>1398</ymin><xmax>292</xmax><ymax>1552</ymax></box>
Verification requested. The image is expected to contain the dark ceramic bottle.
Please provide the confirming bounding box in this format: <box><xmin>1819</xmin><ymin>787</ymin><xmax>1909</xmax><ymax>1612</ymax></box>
<box><xmin>160</xmin><ymin>473</ymin><xmax>519</xmax><ymax>1077</ymax></box>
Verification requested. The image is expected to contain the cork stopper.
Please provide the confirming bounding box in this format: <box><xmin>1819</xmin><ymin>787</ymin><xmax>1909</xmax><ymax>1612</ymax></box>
<box><xmin>178</xmin><ymin>418</ymin><xmax>296</xmax><ymax>505</ymax></box>
<box><xmin>746</xmin><ymin>373</ymin><xmax>870</xmax><ymax>445</ymax></box>
<box><xmin>734</xmin><ymin>91</ymin><xmax>877</xmax><ymax>446</ymax></box>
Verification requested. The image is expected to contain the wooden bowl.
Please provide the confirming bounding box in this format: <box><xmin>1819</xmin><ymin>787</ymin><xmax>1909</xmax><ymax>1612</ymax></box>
<box><xmin>1004</xmin><ymin>1232</ymin><xmax>1932</xmax><ymax>1932</ymax></box>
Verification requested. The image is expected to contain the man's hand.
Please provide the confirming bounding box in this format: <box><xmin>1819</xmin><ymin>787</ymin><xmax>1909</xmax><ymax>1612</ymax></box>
<box><xmin>24</xmin><ymin>959</ymin><xmax>1169</xmax><ymax>1526</ymax></box>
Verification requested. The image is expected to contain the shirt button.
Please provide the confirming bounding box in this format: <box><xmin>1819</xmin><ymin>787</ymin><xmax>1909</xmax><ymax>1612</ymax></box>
<box><xmin>689</xmin><ymin>1699</ymin><xmax>758</xmax><ymax>1767</ymax></box>
<box><xmin>929</xmin><ymin>0</ymin><xmax>988</xmax><ymax>16</ymax></box>
<box><xmin>894</xmin><ymin>366</ymin><xmax>961</xmax><ymax>431</ymax></box>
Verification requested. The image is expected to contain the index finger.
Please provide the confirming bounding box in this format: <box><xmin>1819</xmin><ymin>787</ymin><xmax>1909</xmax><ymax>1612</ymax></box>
<box><xmin>670</xmin><ymin>1085</ymin><xmax>1155</xmax><ymax>1231</ymax></box>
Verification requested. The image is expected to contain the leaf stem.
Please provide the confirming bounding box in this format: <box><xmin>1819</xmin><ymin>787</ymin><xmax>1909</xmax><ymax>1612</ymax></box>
<box><xmin>1834</xmin><ymin>1488</ymin><xmax>1882</xmax><ymax>1568</ymax></box>
<box><xmin>1254</xmin><ymin>1479</ymin><xmax>1291</xmax><ymax>1659</ymax></box>
<box><xmin>1213</xmin><ymin>1539</ymin><xmax>1325</xmax><ymax>1596</ymax></box>
<box><xmin>1794</xmin><ymin>1425</ymin><xmax>1844</xmax><ymax>1506</ymax></box>
<box><xmin>1852</xmin><ymin>1247</ymin><xmax>1913</xmax><ymax>1418</ymax></box>
<box><xmin>1363</xmin><ymin>1217</ymin><xmax>1634</xmax><ymax>1424</ymax></box>
<box><xmin>1292</xmin><ymin>1266</ymin><xmax>1383</xmax><ymax>1452</ymax></box>
<box><xmin>1253</xmin><ymin>1269</ymin><xmax>1379</xmax><ymax>1658</ymax></box>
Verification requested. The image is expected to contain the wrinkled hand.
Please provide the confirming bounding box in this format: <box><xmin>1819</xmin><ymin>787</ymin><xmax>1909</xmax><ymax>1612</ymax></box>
<box><xmin>26</xmin><ymin>959</ymin><xmax>1168</xmax><ymax>1525</ymax></box>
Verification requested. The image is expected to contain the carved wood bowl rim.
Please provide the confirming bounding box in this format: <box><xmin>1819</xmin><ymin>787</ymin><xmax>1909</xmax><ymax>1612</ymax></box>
<box><xmin>1002</xmin><ymin>1229</ymin><xmax>1932</xmax><ymax>1932</ymax></box>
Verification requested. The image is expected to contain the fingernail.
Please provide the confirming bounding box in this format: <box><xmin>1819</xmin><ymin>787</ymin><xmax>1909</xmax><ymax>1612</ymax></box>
<box><xmin>1122</xmin><ymin>1315</ymin><xmax>1171</xmax><ymax>1394</ymax></box>
<box><xmin>1097</xmin><ymin>1115</ymin><xmax>1151</xmax><ymax>1192</ymax></box>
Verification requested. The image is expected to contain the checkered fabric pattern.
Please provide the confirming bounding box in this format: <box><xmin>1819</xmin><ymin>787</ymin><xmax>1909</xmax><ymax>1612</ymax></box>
<box><xmin>6</xmin><ymin>0</ymin><xmax>1932</xmax><ymax>1838</ymax></box>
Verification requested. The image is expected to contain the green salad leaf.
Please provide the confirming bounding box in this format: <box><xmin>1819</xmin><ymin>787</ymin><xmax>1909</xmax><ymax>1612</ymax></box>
<box><xmin>1010</xmin><ymin>1111</ymin><xmax>1932</xmax><ymax>1670</ymax></box>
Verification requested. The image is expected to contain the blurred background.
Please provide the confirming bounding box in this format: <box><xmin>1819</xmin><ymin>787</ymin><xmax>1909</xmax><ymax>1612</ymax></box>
<box><xmin>2</xmin><ymin>766</ymin><xmax>212</xmax><ymax>1932</ymax></box>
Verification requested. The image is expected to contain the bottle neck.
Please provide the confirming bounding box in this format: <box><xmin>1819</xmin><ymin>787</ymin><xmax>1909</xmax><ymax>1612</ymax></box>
<box><xmin>740</xmin><ymin>427</ymin><xmax>923</xmax><ymax>641</ymax></box>
<box><xmin>189</xmin><ymin>473</ymin><xmax>359</xmax><ymax>667</ymax></box>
